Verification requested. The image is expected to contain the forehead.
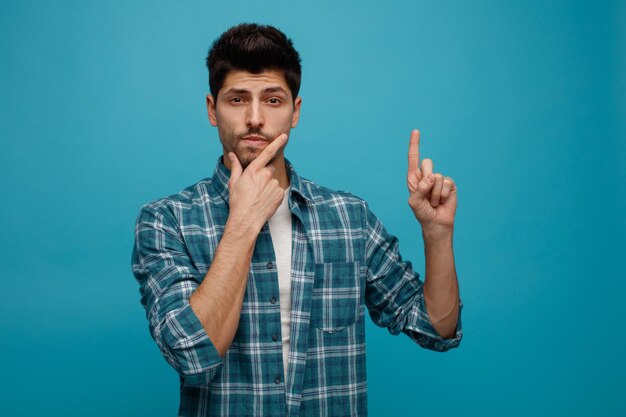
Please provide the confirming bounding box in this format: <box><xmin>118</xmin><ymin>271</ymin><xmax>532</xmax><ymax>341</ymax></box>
<box><xmin>220</xmin><ymin>70</ymin><xmax>291</xmax><ymax>96</ymax></box>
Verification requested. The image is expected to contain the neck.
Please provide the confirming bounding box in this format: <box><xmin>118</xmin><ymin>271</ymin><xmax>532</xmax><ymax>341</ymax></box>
<box><xmin>271</xmin><ymin>153</ymin><xmax>290</xmax><ymax>190</ymax></box>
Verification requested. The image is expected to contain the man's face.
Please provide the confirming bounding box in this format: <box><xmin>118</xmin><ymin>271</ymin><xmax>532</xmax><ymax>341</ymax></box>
<box><xmin>207</xmin><ymin>70</ymin><xmax>302</xmax><ymax>169</ymax></box>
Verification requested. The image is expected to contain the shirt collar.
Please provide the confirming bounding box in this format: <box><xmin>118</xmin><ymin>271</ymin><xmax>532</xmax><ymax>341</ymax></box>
<box><xmin>211</xmin><ymin>155</ymin><xmax>314</xmax><ymax>206</ymax></box>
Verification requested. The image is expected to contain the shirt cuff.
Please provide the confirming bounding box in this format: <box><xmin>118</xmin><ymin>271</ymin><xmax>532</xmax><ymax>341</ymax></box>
<box><xmin>159</xmin><ymin>301</ymin><xmax>223</xmax><ymax>386</ymax></box>
<box><xmin>403</xmin><ymin>296</ymin><xmax>463</xmax><ymax>352</ymax></box>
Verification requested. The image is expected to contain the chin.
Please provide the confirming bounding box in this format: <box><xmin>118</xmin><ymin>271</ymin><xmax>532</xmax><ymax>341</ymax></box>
<box><xmin>237</xmin><ymin>154</ymin><xmax>256</xmax><ymax>168</ymax></box>
<box><xmin>238</xmin><ymin>148</ymin><xmax>261</xmax><ymax>164</ymax></box>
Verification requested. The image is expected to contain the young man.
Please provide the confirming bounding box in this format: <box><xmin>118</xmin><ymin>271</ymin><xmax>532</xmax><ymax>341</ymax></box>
<box><xmin>132</xmin><ymin>23</ymin><xmax>462</xmax><ymax>417</ymax></box>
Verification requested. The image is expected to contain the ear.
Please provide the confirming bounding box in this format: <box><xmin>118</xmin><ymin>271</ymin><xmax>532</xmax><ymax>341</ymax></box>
<box><xmin>206</xmin><ymin>94</ymin><xmax>218</xmax><ymax>126</ymax></box>
<box><xmin>291</xmin><ymin>96</ymin><xmax>302</xmax><ymax>128</ymax></box>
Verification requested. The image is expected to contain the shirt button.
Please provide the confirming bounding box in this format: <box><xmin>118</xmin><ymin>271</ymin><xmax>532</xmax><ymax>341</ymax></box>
<box><xmin>275</xmin><ymin>376</ymin><xmax>281</xmax><ymax>384</ymax></box>
<box><xmin>270</xmin><ymin>296</ymin><xmax>276</xmax><ymax>304</ymax></box>
<box><xmin>267</xmin><ymin>261</ymin><xmax>274</xmax><ymax>269</ymax></box>
<box><xmin>272</xmin><ymin>333</ymin><xmax>279</xmax><ymax>341</ymax></box>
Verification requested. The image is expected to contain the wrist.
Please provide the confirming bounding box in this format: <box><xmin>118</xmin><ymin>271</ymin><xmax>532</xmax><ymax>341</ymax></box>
<box><xmin>224</xmin><ymin>213</ymin><xmax>262</xmax><ymax>242</ymax></box>
<box><xmin>421</xmin><ymin>224</ymin><xmax>454</xmax><ymax>246</ymax></box>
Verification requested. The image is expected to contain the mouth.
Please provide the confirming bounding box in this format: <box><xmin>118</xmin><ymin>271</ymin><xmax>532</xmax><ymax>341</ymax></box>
<box><xmin>242</xmin><ymin>135</ymin><xmax>268</xmax><ymax>142</ymax></box>
<box><xmin>241</xmin><ymin>135</ymin><xmax>270</xmax><ymax>148</ymax></box>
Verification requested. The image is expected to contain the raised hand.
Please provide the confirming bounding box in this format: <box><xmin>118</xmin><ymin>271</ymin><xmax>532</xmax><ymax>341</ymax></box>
<box><xmin>407</xmin><ymin>129</ymin><xmax>457</xmax><ymax>235</ymax></box>
<box><xmin>227</xmin><ymin>133</ymin><xmax>288</xmax><ymax>232</ymax></box>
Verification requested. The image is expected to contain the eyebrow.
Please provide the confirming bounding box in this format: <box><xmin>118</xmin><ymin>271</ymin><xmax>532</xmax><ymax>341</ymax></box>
<box><xmin>223</xmin><ymin>86</ymin><xmax>288</xmax><ymax>96</ymax></box>
<box><xmin>263</xmin><ymin>87</ymin><xmax>288</xmax><ymax>95</ymax></box>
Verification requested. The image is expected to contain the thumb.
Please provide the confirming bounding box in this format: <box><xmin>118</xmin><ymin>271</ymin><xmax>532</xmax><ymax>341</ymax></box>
<box><xmin>228</xmin><ymin>152</ymin><xmax>242</xmax><ymax>189</ymax></box>
<box><xmin>409</xmin><ymin>173</ymin><xmax>436</xmax><ymax>218</ymax></box>
<box><xmin>413</xmin><ymin>173</ymin><xmax>436</xmax><ymax>200</ymax></box>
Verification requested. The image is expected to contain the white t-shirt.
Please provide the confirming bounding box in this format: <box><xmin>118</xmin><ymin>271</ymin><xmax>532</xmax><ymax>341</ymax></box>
<box><xmin>267</xmin><ymin>188</ymin><xmax>292</xmax><ymax>380</ymax></box>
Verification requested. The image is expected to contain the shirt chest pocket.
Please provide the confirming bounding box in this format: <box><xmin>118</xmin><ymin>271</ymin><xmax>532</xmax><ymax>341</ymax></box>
<box><xmin>310</xmin><ymin>261</ymin><xmax>361</xmax><ymax>333</ymax></box>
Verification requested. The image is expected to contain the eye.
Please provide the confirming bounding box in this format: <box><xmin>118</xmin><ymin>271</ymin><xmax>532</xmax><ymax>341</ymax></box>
<box><xmin>230</xmin><ymin>97</ymin><xmax>243</xmax><ymax>104</ymax></box>
<box><xmin>267</xmin><ymin>97</ymin><xmax>281</xmax><ymax>105</ymax></box>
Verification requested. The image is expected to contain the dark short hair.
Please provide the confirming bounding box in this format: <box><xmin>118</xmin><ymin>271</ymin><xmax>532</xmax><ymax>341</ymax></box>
<box><xmin>206</xmin><ymin>23</ymin><xmax>302</xmax><ymax>102</ymax></box>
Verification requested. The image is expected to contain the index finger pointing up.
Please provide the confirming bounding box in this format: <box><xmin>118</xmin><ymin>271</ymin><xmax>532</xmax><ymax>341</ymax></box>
<box><xmin>408</xmin><ymin>129</ymin><xmax>421</xmax><ymax>177</ymax></box>
<box><xmin>249</xmin><ymin>133</ymin><xmax>288</xmax><ymax>169</ymax></box>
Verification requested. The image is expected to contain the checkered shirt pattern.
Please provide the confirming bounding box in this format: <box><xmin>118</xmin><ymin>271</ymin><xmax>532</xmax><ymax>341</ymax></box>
<box><xmin>131</xmin><ymin>156</ymin><xmax>463</xmax><ymax>417</ymax></box>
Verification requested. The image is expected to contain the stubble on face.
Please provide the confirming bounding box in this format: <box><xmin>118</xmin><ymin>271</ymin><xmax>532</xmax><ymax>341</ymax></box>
<box><xmin>218</xmin><ymin>124</ymin><xmax>282</xmax><ymax>169</ymax></box>
<box><xmin>210</xmin><ymin>70</ymin><xmax>299</xmax><ymax>170</ymax></box>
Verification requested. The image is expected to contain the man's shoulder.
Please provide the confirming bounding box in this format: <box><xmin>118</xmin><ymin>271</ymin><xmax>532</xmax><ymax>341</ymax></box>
<box><xmin>137</xmin><ymin>177</ymin><xmax>218</xmax><ymax>219</ymax></box>
<box><xmin>297</xmin><ymin>176</ymin><xmax>372</xmax><ymax>236</ymax></box>
<box><xmin>300</xmin><ymin>176</ymin><xmax>367</xmax><ymax>208</ymax></box>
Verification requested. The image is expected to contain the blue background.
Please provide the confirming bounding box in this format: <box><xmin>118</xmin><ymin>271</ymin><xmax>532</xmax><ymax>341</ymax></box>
<box><xmin>1</xmin><ymin>1</ymin><xmax>624</xmax><ymax>415</ymax></box>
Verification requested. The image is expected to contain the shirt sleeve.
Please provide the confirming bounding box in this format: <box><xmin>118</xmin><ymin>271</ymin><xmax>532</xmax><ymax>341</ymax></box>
<box><xmin>363</xmin><ymin>201</ymin><xmax>463</xmax><ymax>352</ymax></box>
<box><xmin>131</xmin><ymin>203</ymin><xmax>223</xmax><ymax>387</ymax></box>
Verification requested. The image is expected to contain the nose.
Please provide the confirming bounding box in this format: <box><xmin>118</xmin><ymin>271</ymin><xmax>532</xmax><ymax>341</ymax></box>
<box><xmin>246</xmin><ymin>100</ymin><xmax>264</xmax><ymax>129</ymax></box>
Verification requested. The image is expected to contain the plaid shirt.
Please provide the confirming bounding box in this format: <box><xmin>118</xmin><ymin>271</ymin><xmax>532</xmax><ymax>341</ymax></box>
<box><xmin>131</xmin><ymin>156</ymin><xmax>463</xmax><ymax>417</ymax></box>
